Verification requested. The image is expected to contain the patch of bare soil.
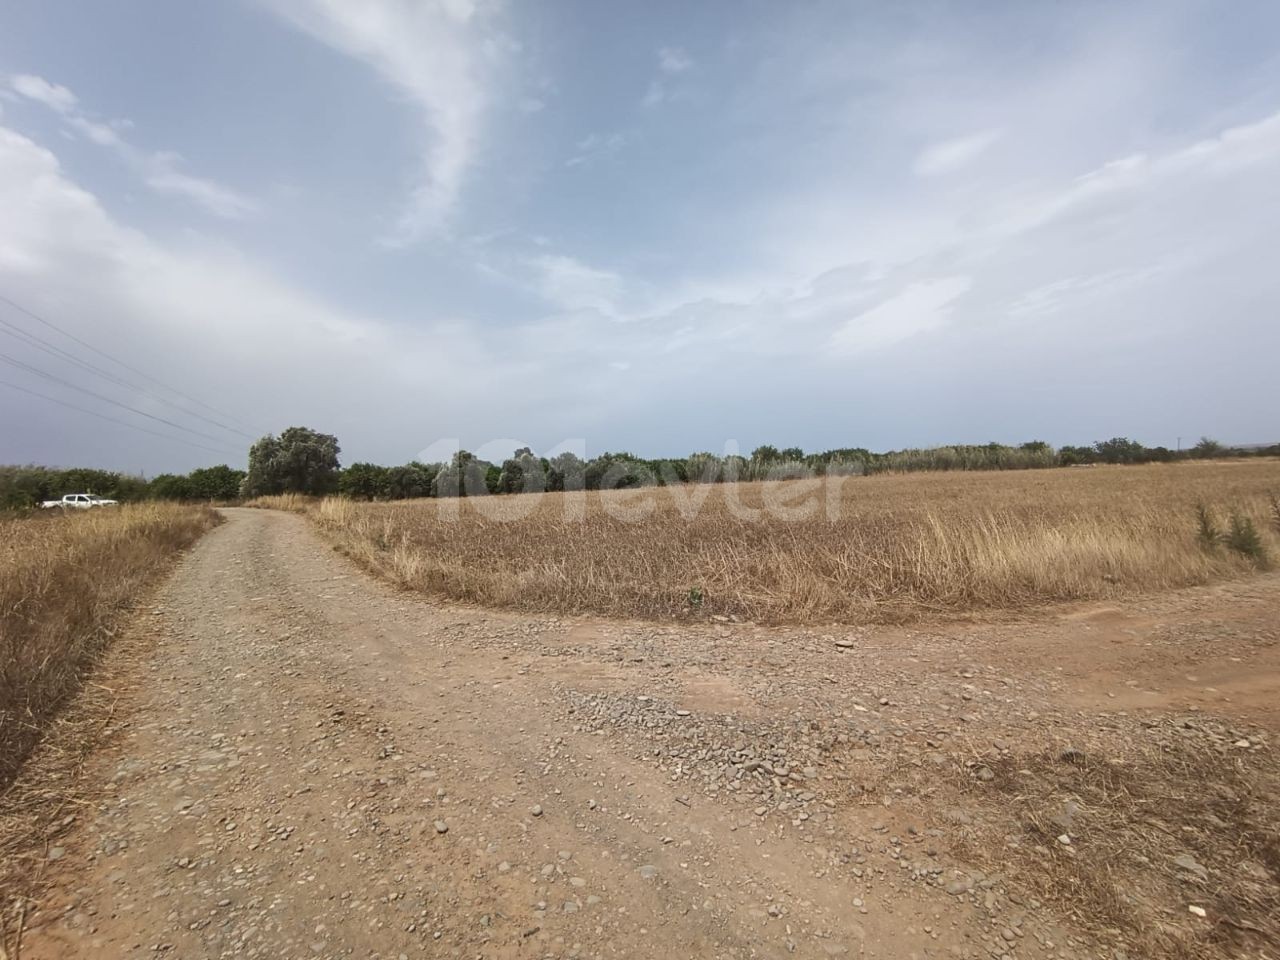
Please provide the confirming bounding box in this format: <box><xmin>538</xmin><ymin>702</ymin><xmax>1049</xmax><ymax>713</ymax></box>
<box><xmin>3</xmin><ymin>508</ymin><xmax>1277</xmax><ymax>959</ymax></box>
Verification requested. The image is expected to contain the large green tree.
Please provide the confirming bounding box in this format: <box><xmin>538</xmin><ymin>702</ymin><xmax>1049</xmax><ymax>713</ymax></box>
<box><xmin>498</xmin><ymin>447</ymin><xmax>546</xmax><ymax>494</ymax></box>
<box><xmin>1093</xmin><ymin>437</ymin><xmax>1147</xmax><ymax>465</ymax></box>
<box><xmin>241</xmin><ymin>427</ymin><xmax>341</xmax><ymax>497</ymax></box>
<box><xmin>547</xmin><ymin>452</ymin><xmax>586</xmax><ymax>492</ymax></box>
<box><xmin>432</xmin><ymin>450</ymin><xmax>492</xmax><ymax>498</ymax></box>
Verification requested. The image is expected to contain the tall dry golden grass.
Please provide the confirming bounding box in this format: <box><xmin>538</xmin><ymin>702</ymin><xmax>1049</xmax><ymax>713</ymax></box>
<box><xmin>262</xmin><ymin>460</ymin><xmax>1280</xmax><ymax>624</ymax></box>
<box><xmin>0</xmin><ymin>503</ymin><xmax>218</xmax><ymax>786</ymax></box>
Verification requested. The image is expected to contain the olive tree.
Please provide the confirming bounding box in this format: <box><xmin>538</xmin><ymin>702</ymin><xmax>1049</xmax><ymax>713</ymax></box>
<box><xmin>241</xmin><ymin>427</ymin><xmax>341</xmax><ymax>497</ymax></box>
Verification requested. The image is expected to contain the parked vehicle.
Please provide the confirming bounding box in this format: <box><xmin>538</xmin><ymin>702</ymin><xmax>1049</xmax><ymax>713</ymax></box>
<box><xmin>40</xmin><ymin>493</ymin><xmax>119</xmax><ymax>509</ymax></box>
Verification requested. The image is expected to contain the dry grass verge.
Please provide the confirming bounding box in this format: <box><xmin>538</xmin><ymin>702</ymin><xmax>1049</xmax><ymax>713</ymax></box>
<box><xmin>937</xmin><ymin>717</ymin><xmax>1279</xmax><ymax>960</ymax></box>
<box><xmin>255</xmin><ymin>461</ymin><xmax>1280</xmax><ymax>623</ymax></box>
<box><xmin>0</xmin><ymin>634</ymin><xmax>154</xmax><ymax>957</ymax></box>
<box><xmin>0</xmin><ymin>503</ymin><xmax>218</xmax><ymax>788</ymax></box>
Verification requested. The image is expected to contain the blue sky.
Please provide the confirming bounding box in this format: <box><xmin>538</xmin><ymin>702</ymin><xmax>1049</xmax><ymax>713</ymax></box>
<box><xmin>1</xmin><ymin>1</ymin><xmax>1278</xmax><ymax>472</ymax></box>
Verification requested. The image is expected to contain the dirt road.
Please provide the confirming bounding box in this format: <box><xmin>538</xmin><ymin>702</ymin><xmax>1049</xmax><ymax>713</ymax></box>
<box><xmin>20</xmin><ymin>508</ymin><xmax>1280</xmax><ymax>959</ymax></box>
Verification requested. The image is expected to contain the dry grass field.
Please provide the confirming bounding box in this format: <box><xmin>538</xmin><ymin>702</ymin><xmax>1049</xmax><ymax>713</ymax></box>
<box><xmin>257</xmin><ymin>460</ymin><xmax>1280</xmax><ymax>623</ymax></box>
<box><xmin>0</xmin><ymin>504</ymin><xmax>218</xmax><ymax>787</ymax></box>
<box><xmin>5</xmin><ymin>495</ymin><xmax>1275</xmax><ymax>960</ymax></box>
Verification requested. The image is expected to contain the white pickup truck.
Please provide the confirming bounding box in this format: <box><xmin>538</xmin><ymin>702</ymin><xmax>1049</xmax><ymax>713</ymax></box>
<box><xmin>40</xmin><ymin>493</ymin><xmax>119</xmax><ymax>509</ymax></box>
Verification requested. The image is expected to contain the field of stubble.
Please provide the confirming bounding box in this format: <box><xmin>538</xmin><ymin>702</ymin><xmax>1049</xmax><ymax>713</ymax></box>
<box><xmin>264</xmin><ymin>460</ymin><xmax>1280</xmax><ymax>623</ymax></box>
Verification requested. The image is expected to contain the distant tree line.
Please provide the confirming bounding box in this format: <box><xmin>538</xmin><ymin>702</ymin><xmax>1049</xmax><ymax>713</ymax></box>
<box><xmin>1056</xmin><ymin>436</ymin><xmax>1265</xmax><ymax>466</ymax></box>
<box><xmin>0</xmin><ymin>463</ymin><xmax>245</xmax><ymax>510</ymax></box>
<box><xmin>5</xmin><ymin>433</ymin><xmax>1275</xmax><ymax>510</ymax></box>
<box><xmin>246</xmin><ymin>430</ymin><xmax>1280</xmax><ymax>503</ymax></box>
<box><xmin>144</xmin><ymin>465</ymin><xmax>248</xmax><ymax>502</ymax></box>
<box><xmin>329</xmin><ymin>437</ymin><xmax>1278</xmax><ymax>500</ymax></box>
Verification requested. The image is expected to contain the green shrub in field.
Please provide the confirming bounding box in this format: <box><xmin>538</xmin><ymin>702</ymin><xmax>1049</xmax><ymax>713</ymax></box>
<box><xmin>1224</xmin><ymin>512</ymin><xmax>1267</xmax><ymax>564</ymax></box>
<box><xmin>1195</xmin><ymin>503</ymin><xmax>1220</xmax><ymax>550</ymax></box>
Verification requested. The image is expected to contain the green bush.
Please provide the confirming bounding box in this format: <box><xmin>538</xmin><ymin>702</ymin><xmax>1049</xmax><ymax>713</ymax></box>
<box><xmin>339</xmin><ymin>462</ymin><xmax>390</xmax><ymax>501</ymax></box>
<box><xmin>149</xmin><ymin>473</ymin><xmax>194</xmax><ymax>501</ymax></box>
<box><xmin>1195</xmin><ymin>503</ymin><xmax>1220</xmax><ymax>550</ymax></box>
<box><xmin>1224</xmin><ymin>512</ymin><xmax>1267</xmax><ymax>564</ymax></box>
<box><xmin>186</xmin><ymin>465</ymin><xmax>245</xmax><ymax>500</ymax></box>
<box><xmin>384</xmin><ymin>462</ymin><xmax>436</xmax><ymax>499</ymax></box>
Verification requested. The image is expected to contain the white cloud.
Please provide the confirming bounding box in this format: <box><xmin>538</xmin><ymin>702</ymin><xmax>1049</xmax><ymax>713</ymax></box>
<box><xmin>0</xmin><ymin>126</ymin><xmax>355</xmax><ymax>345</ymax></box>
<box><xmin>144</xmin><ymin>159</ymin><xmax>260</xmax><ymax>219</ymax></box>
<box><xmin>649</xmin><ymin>105</ymin><xmax>1280</xmax><ymax>374</ymax></box>
<box><xmin>1005</xmin><ymin>267</ymin><xmax>1165</xmax><ymax>318</ymax></box>
<box><xmin>10</xmin><ymin>74</ymin><xmax>257</xmax><ymax>219</ymax></box>
<box><xmin>10</xmin><ymin>74</ymin><xmax>77</xmax><ymax>114</ymax></box>
<box><xmin>66</xmin><ymin>115</ymin><xmax>123</xmax><ymax>147</ymax></box>
<box><xmin>0</xmin><ymin>123</ymin><xmax>526</xmax><ymax>465</ymax></box>
<box><xmin>641</xmin><ymin>81</ymin><xmax>667</xmax><ymax>109</ymax></box>
<box><xmin>566</xmin><ymin>130</ymin><xmax>628</xmax><ymax>166</ymax></box>
<box><xmin>529</xmin><ymin>253</ymin><xmax>623</xmax><ymax>316</ymax></box>
<box><xmin>829</xmin><ymin>276</ymin><xmax>972</xmax><ymax>354</ymax></box>
<box><xmin>642</xmin><ymin>46</ymin><xmax>694</xmax><ymax>107</ymax></box>
<box><xmin>995</xmin><ymin>110</ymin><xmax>1280</xmax><ymax>237</ymax></box>
<box><xmin>912</xmin><ymin>130</ymin><xmax>1002</xmax><ymax>177</ymax></box>
<box><xmin>658</xmin><ymin>47</ymin><xmax>693</xmax><ymax>75</ymax></box>
<box><xmin>257</xmin><ymin>0</ymin><xmax>506</xmax><ymax>244</ymax></box>
<box><xmin>467</xmin><ymin>98</ymin><xmax>1280</xmax><ymax>404</ymax></box>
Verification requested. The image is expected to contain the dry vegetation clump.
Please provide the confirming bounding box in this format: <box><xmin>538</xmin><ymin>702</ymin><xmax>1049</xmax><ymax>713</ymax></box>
<box><xmin>282</xmin><ymin>461</ymin><xmax>1279</xmax><ymax>623</ymax></box>
<box><xmin>244</xmin><ymin>492</ymin><xmax>311</xmax><ymax>513</ymax></box>
<box><xmin>0</xmin><ymin>503</ymin><xmax>218</xmax><ymax>787</ymax></box>
<box><xmin>941</xmin><ymin>718</ymin><xmax>1278</xmax><ymax>960</ymax></box>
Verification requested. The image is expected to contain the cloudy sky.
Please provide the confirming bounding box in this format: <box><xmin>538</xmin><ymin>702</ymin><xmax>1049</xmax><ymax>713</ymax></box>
<box><xmin>1</xmin><ymin>1</ymin><xmax>1278</xmax><ymax>472</ymax></box>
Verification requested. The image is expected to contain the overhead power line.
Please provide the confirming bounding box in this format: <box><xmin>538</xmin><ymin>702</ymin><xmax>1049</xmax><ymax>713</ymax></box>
<box><xmin>0</xmin><ymin>315</ymin><xmax>255</xmax><ymax>440</ymax></box>
<box><xmin>0</xmin><ymin>350</ymin><xmax>244</xmax><ymax>448</ymax></box>
<box><xmin>0</xmin><ymin>377</ymin><xmax>242</xmax><ymax>458</ymax></box>
<box><xmin>0</xmin><ymin>292</ymin><xmax>259</xmax><ymax>435</ymax></box>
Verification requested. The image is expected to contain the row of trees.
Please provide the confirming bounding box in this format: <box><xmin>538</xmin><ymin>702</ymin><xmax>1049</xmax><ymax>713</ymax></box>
<box><xmin>239</xmin><ymin>428</ymin><xmax>1278</xmax><ymax>503</ymax></box>
<box><xmin>0</xmin><ymin>464</ymin><xmax>245</xmax><ymax>510</ymax></box>
<box><xmin>1057</xmin><ymin>436</ymin><xmax>1257</xmax><ymax>465</ymax></box>
<box><xmin>145</xmin><ymin>465</ymin><xmax>247</xmax><ymax>501</ymax></box>
<box><xmin>5</xmin><ymin>431</ymin><xmax>1273</xmax><ymax>510</ymax></box>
